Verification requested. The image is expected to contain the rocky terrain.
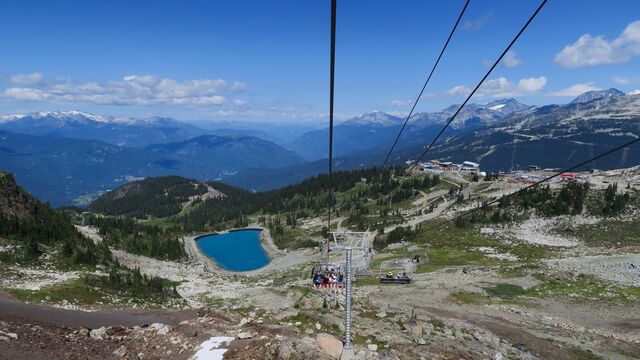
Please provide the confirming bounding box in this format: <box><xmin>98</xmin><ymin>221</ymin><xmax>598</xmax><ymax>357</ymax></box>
<box><xmin>1</xmin><ymin>166</ymin><xmax>639</xmax><ymax>359</ymax></box>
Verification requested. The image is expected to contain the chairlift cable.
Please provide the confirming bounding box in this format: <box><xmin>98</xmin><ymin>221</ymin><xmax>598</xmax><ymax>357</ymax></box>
<box><xmin>327</xmin><ymin>0</ymin><xmax>337</xmax><ymax>253</ymax></box>
<box><xmin>381</xmin><ymin>0</ymin><xmax>471</xmax><ymax>168</ymax></box>
<box><xmin>407</xmin><ymin>0</ymin><xmax>548</xmax><ymax>174</ymax></box>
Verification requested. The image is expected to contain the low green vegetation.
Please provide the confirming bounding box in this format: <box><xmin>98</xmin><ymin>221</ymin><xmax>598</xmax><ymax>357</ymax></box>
<box><xmin>454</xmin><ymin>181</ymin><xmax>637</xmax><ymax>228</ymax></box>
<box><xmin>482</xmin><ymin>275</ymin><xmax>640</xmax><ymax>303</ymax></box>
<box><xmin>485</xmin><ymin>283</ymin><xmax>527</xmax><ymax>298</ymax></box>
<box><xmin>265</xmin><ymin>217</ymin><xmax>318</xmax><ymax>249</ymax></box>
<box><xmin>564</xmin><ymin>219</ymin><xmax>640</xmax><ymax>247</ymax></box>
<box><xmin>87</xmin><ymin>216</ymin><xmax>186</xmax><ymax>260</ymax></box>
<box><xmin>531</xmin><ymin>273</ymin><xmax>639</xmax><ymax>303</ymax></box>
<box><xmin>10</xmin><ymin>266</ymin><xmax>182</xmax><ymax>307</ymax></box>
<box><xmin>498</xmin><ymin>264</ymin><xmax>540</xmax><ymax>278</ymax></box>
<box><xmin>416</xmin><ymin>248</ymin><xmax>499</xmax><ymax>273</ymax></box>
<box><xmin>450</xmin><ymin>291</ymin><xmax>488</xmax><ymax>305</ymax></box>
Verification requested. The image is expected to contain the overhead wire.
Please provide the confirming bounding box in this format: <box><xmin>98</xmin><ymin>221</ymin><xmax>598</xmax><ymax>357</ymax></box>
<box><xmin>327</xmin><ymin>0</ymin><xmax>337</xmax><ymax>234</ymax></box>
<box><xmin>381</xmin><ymin>0</ymin><xmax>471</xmax><ymax>168</ymax></box>
<box><xmin>407</xmin><ymin>0</ymin><xmax>548</xmax><ymax>173</ymax></box>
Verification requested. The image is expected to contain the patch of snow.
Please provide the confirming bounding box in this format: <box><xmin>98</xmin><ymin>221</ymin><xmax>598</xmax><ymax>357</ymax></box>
<box><xmin>191</xmin><ymin>336</ymin><xmax>235</xmax><ymax>360</ymax></box>
<box><xmin>488</xmin><ymin>104</ymin><xmax>506</xmax><ymax>111</ymax></box>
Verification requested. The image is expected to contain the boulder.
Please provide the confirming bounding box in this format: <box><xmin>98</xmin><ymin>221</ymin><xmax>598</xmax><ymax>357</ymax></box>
<box><xmin>78</xmin><ymin>328</ymin><xmax>90</xmax><ymax>337</ymax></box>
<box><xmin>316</xmin><ymin>333</ymin><xmax>343</xmax><ymax>359</ymax></box>
<box><xmin>367</xmin><ymin>344</ymin><xmax>378</xmax><ymax>352</ymax></box>
<box><xmin>237</xmin><ymin>332</ymin><xmax>252</xmax><ymax>339</ymax></box>
<box><xmin>493</xmin><ymin>352</ymin><xmax>504</xmax><ymax>360</ymax></box>
<box><xmin>90</xmin><ymin>327</ymin><xmax>107</xmax><ymax>340</ymax></box>
<box><xmin>375</xmin><ymin>311</ymin><xmax>387</xmax><ymax>318</ymax></box>
<box><xmin>149</xmin><ymin>323</ymin><xmax>171</xmax><ymax>336</ymax></box>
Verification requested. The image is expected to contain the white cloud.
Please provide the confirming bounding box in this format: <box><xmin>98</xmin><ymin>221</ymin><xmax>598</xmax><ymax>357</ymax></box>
<box><xmin>517</xmin><ymin>77</ymin><xmax>546</xmax><ymax>92</ymax></box>
<box><xmin>230</xmin><ymin>81</ymin><xmax>247</xmax><ymax>92</ymax></box>
<box><xmin>446</xmin><ymin>76</ymin><xmax>547</xmax><ymax>98</ymax></box>
<box><xmin>629</xmin><ymin>89</ymin><xmax>640</xmax><ymax>95</ymax></box>
<box><xmin>2</xmin><ymin>87</ymin><xmax>48</xmax><ymax>101</ymax></box>
<box><xmin>9</xmin><ymin>72</ymin><xmax>44</xmax><ymax>85</ymax></box>
<box><xmin>233</xmin><ymin>99</ymin><xmax>247</xmax><ymax>106</ymax></box>
<box><xmin>613</xmin><ymin>76</ymin><xmax>631</xmax><ymax>85</ymax></box>
<box><xmin>462</xmin><ymin>12</ymin><xmax>493</xmax><ymax>31</ymax></box>
<box><xmin>503</xmin><ymin>51</ymin><xmax>523</xmax><ymax>68</ymax></box>
<box><xmin>548</xmin><ymin>82</ymin><xmax>602</xmax><ymax>97</ymax></box>
<box><xmin>390</xmin><ymin>99</ymin><xmax>411</xmax><ymax>107</ymax></box>
<box><xmin>555</xmin><ymin>20</ymin><xmax>640</xmax><ymax>68</ymax></box>
<box><xmin>1</xmin><ymin>73</ymin><xmax>249</xmax><ymax>107</ymax></box>
<box><xmin>446</xmin><ymin>85</ymin><xmax>471</xmax><ymax>96</ymax></box>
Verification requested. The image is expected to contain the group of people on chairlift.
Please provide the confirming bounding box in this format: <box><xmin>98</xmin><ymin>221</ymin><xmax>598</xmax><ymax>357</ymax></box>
<box><xmin>312</xmin><ymin>267</ymin><xmax>344</xmax><ymax>291</ymax></box>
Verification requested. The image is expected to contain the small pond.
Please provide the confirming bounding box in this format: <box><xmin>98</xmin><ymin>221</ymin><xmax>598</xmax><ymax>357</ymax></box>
<box><xmin>196</xmin><ymin>229</ymin><xmax>270</xmax><ymax>271</ymax></box>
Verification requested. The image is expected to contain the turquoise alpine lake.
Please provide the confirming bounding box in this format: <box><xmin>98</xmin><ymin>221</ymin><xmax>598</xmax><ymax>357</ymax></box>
<box><xmin>195</xmin><ymin>229</ymin><xmax>270</xmax><ymax>271</ymax></box>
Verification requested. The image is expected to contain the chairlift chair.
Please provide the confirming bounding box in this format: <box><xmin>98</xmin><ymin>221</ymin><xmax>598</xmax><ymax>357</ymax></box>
<box><xmin>377</xmin><ymin>259</ymin><xmax>412</xmax><ymax>284</ymax></box>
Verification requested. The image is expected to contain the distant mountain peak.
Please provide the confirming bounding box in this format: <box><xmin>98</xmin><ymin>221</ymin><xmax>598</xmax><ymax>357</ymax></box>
<box><xmin>344</xmin><ymin>111</ymin><xmax>401</xmax><ymax>126</ymax></box>
<box><xmin>0</xmin><ymin>110</ymin><xmax>185</xmax><ymax>126</ymax></box>
<box><xmin>570</xmin><ymin>88</ymin><xmax>625</xmax><ymax>104</ymax></box>
<box><xmin>484</xmin><ymin>98</ymin><xmax>530</xmax><ymax>114</ymax></box>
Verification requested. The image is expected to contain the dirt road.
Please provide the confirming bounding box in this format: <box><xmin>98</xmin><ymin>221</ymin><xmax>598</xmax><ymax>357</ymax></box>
<box><xmin>0</xmin><ymin>291</ymin><xmax>194</xmax><ymax>329</ymax></box>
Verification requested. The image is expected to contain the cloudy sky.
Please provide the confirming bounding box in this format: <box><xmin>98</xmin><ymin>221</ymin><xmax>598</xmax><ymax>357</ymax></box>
<box><xmin>1</xmin><ymin>0</ymin><xmax>639</xmax><ymax>123</ymax></box>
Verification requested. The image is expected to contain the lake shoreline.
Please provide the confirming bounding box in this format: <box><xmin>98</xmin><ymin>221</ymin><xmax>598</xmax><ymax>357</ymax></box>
<box><xmin>184</xmin><ymin>226</ymin><xmax>315</xmax><ymax>276</ymax></box>
<box><xmin>186</xmin><ymin>226</ymin><xmax>278</xmax><ymax>274</ymax></box>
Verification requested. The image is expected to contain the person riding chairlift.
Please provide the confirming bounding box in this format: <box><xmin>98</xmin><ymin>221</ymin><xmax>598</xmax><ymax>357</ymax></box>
<box><xmin>312</xmin><ymin>271</ymin><xmax>322</xmax><ymax>290</ymax></box>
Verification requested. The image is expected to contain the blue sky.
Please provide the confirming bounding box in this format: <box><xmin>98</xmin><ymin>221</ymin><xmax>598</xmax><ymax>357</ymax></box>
<box><xmin>1</xmin><ymin>0</ymin><xmax>639</xmax><ymax>124</ymax></box>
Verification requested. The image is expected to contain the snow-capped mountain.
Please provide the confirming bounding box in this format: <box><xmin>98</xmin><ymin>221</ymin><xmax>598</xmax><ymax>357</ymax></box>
<box><xmin>484</xmin><ymin>98</ymin><xmax>532</xmax><ymax>115</ymax></box>
<box><xmin>421</xmin><ymin>92</ymin><xmax>640</xmax><ymax>172</ymax></box>
<box><xmin>569</xmin><ymin>88</ymin><xmax>625</xmax><ymax>104</ymax></box>
<box><xmin>0</xmin><ymin>111</ymin><xmax>207</xmax><ymax>147</ymax></box>
<box><xmin>234</xmin><ymin>91</ymin><xmax>640</xmax><ymax>190</ymax></box>
<box><xmin>286</xmin><ymin>98</ymin><xmax>532</xmax><ymax>161</ymax></box>
<box><xmin>341</xmin><ymin>111</ymin><xmax>403</xmax><ymax>127</ymax></box>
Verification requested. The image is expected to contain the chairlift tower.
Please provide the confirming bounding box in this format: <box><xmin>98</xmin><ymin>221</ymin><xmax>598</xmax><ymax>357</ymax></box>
<box><xmin>328</xmin><ymin>231</ymin><xmax>370</xmax><ymax>360</ymax></box>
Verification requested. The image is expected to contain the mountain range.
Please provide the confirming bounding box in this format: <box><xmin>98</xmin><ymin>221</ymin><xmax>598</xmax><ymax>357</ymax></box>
<box><xmin>227</xmin><ymin>89</ymin><xmax>640</xmax><ymax>189</ymax></box>
<box><xmin>0</xmin><ymin>130</ymin><xmax>302</xmax><ymax>205</ymax></box>
<box><xmin>285</xmin><ymin>98</ymin><xmax>532</xmax><ymax>160</ymax></box>
<box><xmin>1</xmin><ymin>88</ymin><xmax>639</xmax><ymax>204</ymax></box>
